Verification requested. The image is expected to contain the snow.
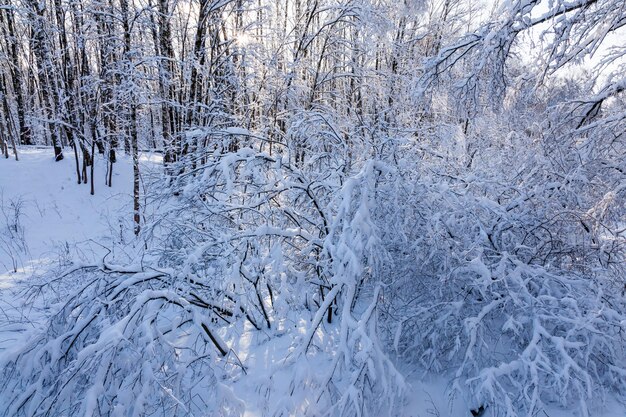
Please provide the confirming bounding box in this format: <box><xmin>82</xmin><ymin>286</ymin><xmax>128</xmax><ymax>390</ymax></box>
<box><xmin>0</xmin><ymin>147</ymin><xmax>159</xmax><ymax>351</ymax></box>
<box><xmin>0</xmin><ymin>147</ymin><xmax>160</xmax><ymax>282</ymax></box>
<box><xmin>1</xmin><ymin>147</ymin><xmax>625</xmax><ymax>417</ymax></box>
<box><xmin>401</xmin><ymin>372</ymin><xmax>626</xmax><ymax>417</ymax></box>
<box><xmin>224</xmin><ymin>127</ymin><xmax>251</xmax><ymax>136</ymax></box>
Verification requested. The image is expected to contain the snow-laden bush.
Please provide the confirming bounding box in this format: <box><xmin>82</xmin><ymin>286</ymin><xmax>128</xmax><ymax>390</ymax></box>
<box><xmin>0</xmin><ymin>146</ymin><xmax>404</xmax><ymax>417</ymax></box>
<box><xmin>0</xmin><ymin>264</ymin><xmax>243</xmax><ymax>417</ymax></box>
<box><xmin>379</xmin><ymin>124</ymin><xmax>626</xmax><ymax>416</ymax></box>
<box><xmin>156</xmin><ymin>148</ymin><xmax>406</xmax><ymax>416</ymax></box>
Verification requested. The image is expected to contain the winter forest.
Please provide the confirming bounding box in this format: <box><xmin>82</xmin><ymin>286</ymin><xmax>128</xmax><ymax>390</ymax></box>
<box><xmin>0</xmin><ymin>0</ymin><xmax>625</xmax><ymax>416</ymax></box>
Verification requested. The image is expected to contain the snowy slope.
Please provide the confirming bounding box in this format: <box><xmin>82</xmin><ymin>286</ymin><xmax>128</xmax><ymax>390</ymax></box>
<box><xmin>0</xmin><ymin>147</ymin><xmax>160</xmax><ymax>351</ymax></box>
<box><xmin>0</xmin><ymin>147</ymin><xmax>160</xmax><ymax>281</ymax></box>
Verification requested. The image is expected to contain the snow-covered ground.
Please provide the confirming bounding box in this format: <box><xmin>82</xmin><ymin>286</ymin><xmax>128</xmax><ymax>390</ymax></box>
<box><xmin>0</xmin><ymin>147</ymin><xmax>160</xmax><ymax>282</ymax></box>
<box><xmin>1</xmin><ymin>148</ymin><xmax>623</xmax><ymax>417</ymax></box>
<box><xmin>0</xmin><ymin>147</ymin><xmax>160</xmax><ymax>351</ymax></box>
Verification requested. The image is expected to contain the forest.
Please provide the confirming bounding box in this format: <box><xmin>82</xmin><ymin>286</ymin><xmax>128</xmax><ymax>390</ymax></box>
<box><xmin>0</xmin><ymin>0</ymin><xmax>625</xmax><ymax>416</ymax></box>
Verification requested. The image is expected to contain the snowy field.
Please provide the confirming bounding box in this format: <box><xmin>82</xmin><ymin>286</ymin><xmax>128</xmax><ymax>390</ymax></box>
<box><xmin>0</xmin><ymin>148</ymin><xmax>160</xmax><ymax>348</ymax></box>
<box><xmin>1</xmin><ymin>148</ymin><xmax>136</xmax><ymax>279</ymax></box>
<box><xmin>0</xmin><ymin>148</ymin><xmax>624</xmax><ymax>417</ymax></box>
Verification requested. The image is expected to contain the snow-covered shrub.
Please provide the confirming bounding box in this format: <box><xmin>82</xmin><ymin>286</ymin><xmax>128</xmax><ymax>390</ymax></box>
<box><xmin>379</xmin><ymin>122</ymin><xmax>626</xmax><ymax>416</ymax></box>
<box><xmin>155</xmin><ymin>148</ymin><xmax>406</xmax><ymax>416</ymax></box>
<box><xmin>0</xmin><ymin>263</ymin><xmax>243</xmax><ymax>417</ymax></box>
<box><xmin>0</xmin><ymin>145</ymin><xmax>404</xmax><ymax>417</ymax></box>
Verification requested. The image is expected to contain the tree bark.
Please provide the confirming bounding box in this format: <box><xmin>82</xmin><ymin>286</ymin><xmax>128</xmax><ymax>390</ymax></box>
<box><xmin>157</xmin><ymin>0</ymin><xmax>178</xmax><ymax>165</ymax></box>
<box><xmin>1</xmin><ymin>5</ymin><xmax>31</xmax><ymax>146</ymax></box>
<box><xmin>120</xmin><ymin>0</ymin><xmax>141</xmax><ymax>234</ymax></box>
<box><xmin>27</xmin><ymin>0</ymin><xmax>64</xmax><ymax>161</ymax></box>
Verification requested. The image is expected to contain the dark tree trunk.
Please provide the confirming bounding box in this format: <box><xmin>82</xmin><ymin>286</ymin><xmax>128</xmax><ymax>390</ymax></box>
<box><xmin>27</xmin><ymin>0</ymin><xmax>64</xmax><ymax>161</ymax></box>
<box><xmin>1</xmin><ymin>6</ymin><xmax>31</xmax><ymax>146</ymax></box>
<box><xmin>157</xmin><ymin>0</ymin><xmax>178</xmax><ymax>165</ymax></box>
<box><xmin>120</xmin><ymin>0</ymin><xmax>141</xmax><ymax>235</ymax></box>
<box><xmin>0</xmin><ymin>75</ymin><xmax>16</xmax><ymax>160</ymax></box>
<box><xmin>94</xmin><ymin>0</ymin><xmax>118</xmax><ymax>184</ymax></box>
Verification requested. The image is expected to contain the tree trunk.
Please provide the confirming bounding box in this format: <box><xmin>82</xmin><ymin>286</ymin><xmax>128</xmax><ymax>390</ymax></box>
<box><xmin>1</xmin><ymin>5</ymin><xmax>31</xmax><ymax>146</ymax></box>
<box><xmin>27</xmin><ymin>0</ymin><xmax>64</xmax><ymax>161</ymax></box>
<box><xmin>120</xmin><ymin>0</ymin><xmax>141</xmax><ymax>234</ymax></box>
<box><xmin>94</xmin><ymin>0</ymin><xmax>118</xmax><ymax>183</ymax></box>
<box><xmin>157</xmin><ymin>0</ymin><xmax>178</xmax><ymax>165</ymax></box>
<box><xmin>53</xmin><ymin>0</ymin><xmax>82</xmax><ymax>179</ymax></box>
